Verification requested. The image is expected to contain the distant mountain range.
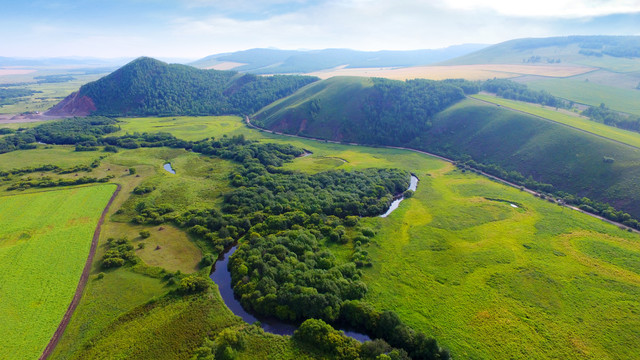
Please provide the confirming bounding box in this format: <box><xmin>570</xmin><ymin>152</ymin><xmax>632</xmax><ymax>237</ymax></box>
<box><xmin>189</xmin><ymin>44</ymin><xmax>489</xmax><ymax>73</ymax></box>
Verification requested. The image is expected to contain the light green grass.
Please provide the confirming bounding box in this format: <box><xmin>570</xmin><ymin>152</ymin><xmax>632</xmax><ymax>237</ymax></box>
<box><xmin>115</xmin><ymin>116</ymin><xmax>255</xmax><ymax>141</ymax></box>
<box><xmin>0</xmin><ymin>185</ymin><xmax>116</xmax><ymax>360</ymax></box>
<box><xmin>524</xmin><ymin>78</ymin><xmax>640</xmax><ymax>116</ymax></box>
<box><xmin>361</xmin><ymin>165</ymin><xmax>640</xmax><ymax>360</ymax></box>
<box><xmin>472</xmin><ymin>94</ymin><xmax>640</xmax><ymax>149</ymax></box>
<box><xmin>0</xmin><ymin>145</ymin><xmax>103</xmax><ymax>170</ymax></box>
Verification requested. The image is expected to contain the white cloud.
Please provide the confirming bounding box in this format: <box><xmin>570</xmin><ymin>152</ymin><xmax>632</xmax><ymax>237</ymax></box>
<box><xmin>439</xmin><ymin>0</ymin><xmax>640</xmax><ymax>18</ymax></box>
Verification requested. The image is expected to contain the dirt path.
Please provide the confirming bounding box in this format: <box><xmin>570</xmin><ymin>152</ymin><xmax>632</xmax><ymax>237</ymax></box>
<box><xmin>245</xmin><ymin>116</ymin><xmax>639</xmax><ymax>234</ymax></box>
<box><xmin>39</xmin><ymin>184</ymin><xmax>121</xmax><ymax>360</ymax></box>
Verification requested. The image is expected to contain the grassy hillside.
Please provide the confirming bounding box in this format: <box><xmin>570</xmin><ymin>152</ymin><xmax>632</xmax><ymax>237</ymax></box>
<box><xmin>471</xmin><ymin>94</ymin><xmax>640</xmax><ymax>147</ymax></box>
<box><xmin>444</xmin><ymin>35</ymin><xmax>640</xmax><ymax>72</ymax></box>
<box><xmin>255</xmin><ymin>76</ymin><xmax>466</xmax><ymax>145</ymax></box>
<box><xmin>0</xmin><ymin>185</ymin><xmax>115</xmax><ymax>360</ymax></box>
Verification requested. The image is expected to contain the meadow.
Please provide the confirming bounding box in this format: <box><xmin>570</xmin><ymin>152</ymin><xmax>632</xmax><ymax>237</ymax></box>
<box><xmin>471</xmin><ymin>93</ymin><xmax>640</xmax><ymax>148</ymax></box>
<box><xmin>112</xmin><ymin>114</ymin><xmax>640</xmax><ymax>358</ymax></box>
<box><xmin>524</xmin><ymin>77</ymin><xmax>640</xmax><ymax>116</ymax></box>
<box><xmin>0</xmin><ymin>185</ymin><xmax>116</xmax><ymax>360</ymax></box>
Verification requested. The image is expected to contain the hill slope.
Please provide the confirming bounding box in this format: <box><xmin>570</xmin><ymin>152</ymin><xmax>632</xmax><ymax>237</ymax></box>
<box><xmin>254</xmin><ymin>76</ymin><xmax>467</xmax><ymax>145</ymax></box>
<box><xmin>253</xmin><ymin>81</ymin><xmax>640</xmax><ymax>219</ymax></box>
<box><xmin>47</xmin><ymin>57</ymin><xmax>318</xmax><ymax>117</ymax></box>
<box><xmin>444</xmin><ymin>35</ymin><xmax>640</xmax><ymax>71</ymax></box>
<box><xmin>191</xmin><ymin>45</ymin><xmax>489</xmax><ymax>73</ymax></box>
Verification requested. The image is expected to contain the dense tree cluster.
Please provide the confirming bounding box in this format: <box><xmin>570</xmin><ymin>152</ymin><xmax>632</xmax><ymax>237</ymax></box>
<box><xmin>6</xmin><ymin>174</ymin><xmax>113</xmax><ymax>191</ymax></box>
<box><xmin>356</xmin><ymin>78</ymin><xmax>467</xmax><ymax>145</ymax></box>
<box><xmin>0</xmin><ymin>88</ymin><xmax>39</xmax><ymax>106</ymax></box>
<box><xmin>481</xmin><ymin>79</ymin><xmax>566</xmax><ymax>108</ymax></box>
<box><xmin>582</xmin><ymin>103</ymin><xmax>640</xmax><ymax>132</ymax></box>
<box><xmin>102</xmin><ymin>237</ymin><xmax>137</xmax><ymax>268</ymax></box>
<box><xmin>76</xmin><ymin>57</ymin><xmax>318</xmax><ymax>116</ymax></box>
<box><xmin>230</xmin><ymin>230</ymin><xmax>367</xmax><ymax>322</ymax></box>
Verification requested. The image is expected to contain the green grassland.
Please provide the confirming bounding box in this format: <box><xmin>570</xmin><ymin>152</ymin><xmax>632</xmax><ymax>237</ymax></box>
<box><xmin>523</xmin><ymin>77</ymin><xmax>640</xmax><ymax>116</ymax></box>
<box><xmin>471</xmin><ymin>93</ymin><xmax>640</xmax><ymax>148</ymax></box>
<box><xmin>359</xmin><ymin>164</ymin><xmax>640</xmax><ymax>360</ymax></box>
<box><xmin>0</xmin><ymin>185</ymin><xmax>116</xmax><ymax>360</ymax></box>
<box><xmin>114</xmin><ymin>116</ymin><xmax>255</xmax><ymax>141</ymax></box>
<box><xmin>0</xmin><ymin>145</ymin><xmax>103</xmax><ymax>169</ymax></box>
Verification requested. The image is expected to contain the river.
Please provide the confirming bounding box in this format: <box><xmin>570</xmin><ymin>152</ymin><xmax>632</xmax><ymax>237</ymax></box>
<box><xmin>380</xmin><ymin>175</ymin><xmax>419</xmax><ymax>217</ymax></box>
<box><xmin>209</xmin><ymin>174</ymin><xmax>420</xmax><ymax>341</ymax></box>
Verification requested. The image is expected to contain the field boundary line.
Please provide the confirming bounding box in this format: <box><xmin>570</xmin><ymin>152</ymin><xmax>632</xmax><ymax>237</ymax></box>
<box><xmin>39</xmin><ymin>183</ymin><xmax>121</xmax><ymax>360</ymax></box>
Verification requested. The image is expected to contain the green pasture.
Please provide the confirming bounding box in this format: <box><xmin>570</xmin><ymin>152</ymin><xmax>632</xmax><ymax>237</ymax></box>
<box><xmin>471</xmin><ymin>94</ymin><xmax>640</xmax><ymax>148</ymax></box>
<box><xmin>361</xmin><ymin>165</ymin><xmax>640</xmax><ymax>360</ymax></box>
<box><xmin>523</xmin><ymin>78</ymin><xmax>640</xmax><ymax>116</ymax></box>
<box><xmin>115</xmin><ymin>116</ymin><xmax>256</xmax><ymax>141</ymax></box>
<box><xmin>0</xmin><ymin>185</ymin><xmax>116</xmax><ymax>360</ymax></box>
<box><xmin>0</xmin><ymin>145</ymin><xmax>103</xmax><ymax>170</ymax></box>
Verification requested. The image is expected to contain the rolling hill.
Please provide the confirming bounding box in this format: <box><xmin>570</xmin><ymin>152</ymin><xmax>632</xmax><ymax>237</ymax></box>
<box><xmin>46</xmin><ymin>57</ymin><xmax>318</xmax><ymax>117</ymax></box>
<box><xmin>443</xmin><ymin>35</ymin><xmax>640</xmax><ymax>70</ymax></box>
<box><xmin>253</xmin><ymin>76</ymin><xmax>640</xmax><ymax>219</ymax></box>
<box><xmin>190</xmin><ymin>45</ymin><xmax>489</xmax><ymax>73</ymax></box>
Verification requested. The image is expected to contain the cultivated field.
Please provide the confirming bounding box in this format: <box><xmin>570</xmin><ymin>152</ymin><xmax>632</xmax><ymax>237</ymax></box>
<box><xmin>0</xmin><ymin>185</ymin><xmax>116</xmax><ymax>360</ymax></box>
<box><xmin>305</xmin><ymin>64</ymin><xmax>595</xmax><ymax>81</ymax></box>
<box><xmin>471</xmin><ymin>94</ymin><xmax>640</xmax><ymax>148</ymax></box>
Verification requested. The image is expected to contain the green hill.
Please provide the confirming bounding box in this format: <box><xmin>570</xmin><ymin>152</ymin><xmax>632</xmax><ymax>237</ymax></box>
<box><xmin>254</xmin><ymin>76</ymin><xmax>467</xmax><ymax>145</ymax></box>
<box><xmin>46</xmin><ymin>57</ymin><xmax>318</xmax><ymax>117</ymax></box>
<box><xmin>444</xmin><ymin>35</ymin><xmax>640</xmax><ymax>72</ymax></box>
<box><xmin>253</xmin><ymin>79</ymin><xmax>640</xmax><ymax>219</ymax></box>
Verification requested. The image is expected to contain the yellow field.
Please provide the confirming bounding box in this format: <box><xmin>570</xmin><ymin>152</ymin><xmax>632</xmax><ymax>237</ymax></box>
<box><xmin>306</xmin><ymin>64</ymin><xmax>596</xmax><ymax>81</ymax></box>
<box><xmin>205</xmin><ymin>62</ymin><xmax>247</xmax><ymax>70</ymax></box>
<box><xmin>0</xmin><ymin>69</ymin><xmax>36</xmax><ymax>76</ymax></box>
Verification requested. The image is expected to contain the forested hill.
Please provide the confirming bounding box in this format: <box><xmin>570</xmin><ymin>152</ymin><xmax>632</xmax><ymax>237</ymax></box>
<box><xmin>46</xmin><ymin>57</ymin><xmax>318</xmax><ymax>117</ymax></box>
<box><xmin>254</xmin><ymin>76</ymin><xmax>472</xmax><ymax>145</ymax></box>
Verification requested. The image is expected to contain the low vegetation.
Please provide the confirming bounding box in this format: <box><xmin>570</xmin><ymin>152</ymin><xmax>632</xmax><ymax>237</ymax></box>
<box><xmin>0</xmin><ymin>185</ymin><xmax>116</xmax><ymax>360</ymax></box>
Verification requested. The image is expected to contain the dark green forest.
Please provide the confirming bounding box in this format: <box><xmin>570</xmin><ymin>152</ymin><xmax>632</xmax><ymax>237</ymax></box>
<box><xmin>69</xmin><ymin>57</ymin><xmax>317</xmax><ymax>116</ymax></box>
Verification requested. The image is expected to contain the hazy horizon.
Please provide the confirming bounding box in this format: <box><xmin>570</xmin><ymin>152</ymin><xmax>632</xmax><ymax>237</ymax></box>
<box><xmin>2</xmin><ymin>0</ymin><xmax>640</xmax><ymax>59</ymax></box>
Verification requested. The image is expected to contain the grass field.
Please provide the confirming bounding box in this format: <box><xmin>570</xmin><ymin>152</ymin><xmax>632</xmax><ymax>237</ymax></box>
<box><xmin>359</xmin><ymin>164</ymin><xmax>640</xmax><ymax>360</ymax></box>
<box><xmin>524</xmin><ymin>77</ymin><xmax>640</xmax><ymax>116</ymax></box>
<box><xmin>115</xmin><ymin>116</ymin><xmax>254</xmax><ymax>141</ymax></box>
<box><xmin>471</xmin><ymin>93</ymin><xmax>640</xmax><ymax>148</ymax></box>
<box><xmin>0</xmin><ymin>185</ymin><xmax>116</xmax><ymax>360</ymax></box>
<box><xmin>0</xmin><ymin>145</ymin><xmax>103</xmax><ymax>170</ymax></box>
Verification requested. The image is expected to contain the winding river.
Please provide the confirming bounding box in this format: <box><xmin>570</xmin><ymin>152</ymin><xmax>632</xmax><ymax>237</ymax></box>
<box><xmin>380</xmin><ymin>175</ymin><xmax>419</xmax><ymax>217</ymax></box>
<box><xmin>209</xmin><ymin>174</ymin><xmax>420</xmax><ymax>341</ymax></box>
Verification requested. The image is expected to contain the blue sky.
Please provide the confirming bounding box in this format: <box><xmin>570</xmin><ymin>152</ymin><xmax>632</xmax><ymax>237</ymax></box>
<box><xmin>2</xmin><ymin>0</ymin><xmax>639</xmax><ymax>59</ymax></box>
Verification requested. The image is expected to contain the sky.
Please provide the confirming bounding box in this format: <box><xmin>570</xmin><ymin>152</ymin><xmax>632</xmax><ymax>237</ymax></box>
<box><xmin>2</xmin><ymin>0</ymin><xmax>640</xmax><ymax>59</ymax></box>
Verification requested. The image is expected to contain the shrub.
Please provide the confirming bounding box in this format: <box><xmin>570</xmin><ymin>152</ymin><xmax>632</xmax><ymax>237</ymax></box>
<box><xmin>139</xmin><ymin>230</ymin><xmax>151</xmax><ymax>238</ymax></box>
<box><xmin>178</xmin><ymin>276</ymin><xmax>210</xmax><ymax>294</ymax></box>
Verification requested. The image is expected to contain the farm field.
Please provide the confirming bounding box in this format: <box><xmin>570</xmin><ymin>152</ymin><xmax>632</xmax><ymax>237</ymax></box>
<box><xmin>523</xmin><ymin>77</ymin><xmax>640</xmax><ymax>116</ymax></box>
<box><xmin>305</xmin><ymin>64</ymin><xmax>595</xmax><ymax>81</ymax></box>
<box><xmin>0</xmin><ymin>185</ymin><xmax>116</xmax><ymax>360</ymax></box>
<box><xmin>471</xmin><ymin>93</ymin><xmax>640</xmax><ymax>148</ymax></box>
